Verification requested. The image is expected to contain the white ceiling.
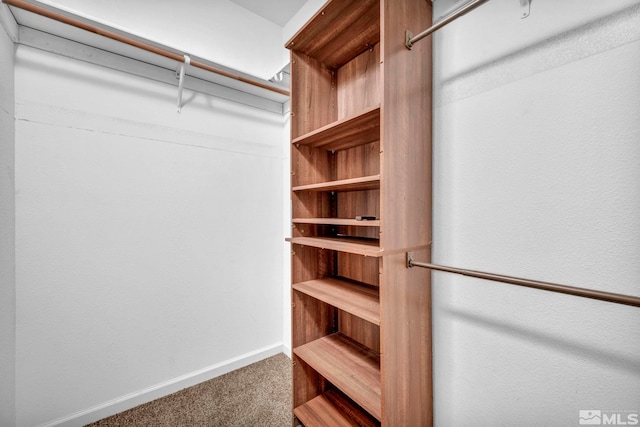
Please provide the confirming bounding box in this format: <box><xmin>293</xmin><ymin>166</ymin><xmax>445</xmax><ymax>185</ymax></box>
<box><xmin>228</xmin><ymin>0</ymin><xmax>306</xmax><ymax>26</ymax></box>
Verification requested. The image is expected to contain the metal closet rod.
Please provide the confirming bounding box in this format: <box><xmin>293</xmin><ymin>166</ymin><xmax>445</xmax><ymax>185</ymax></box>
<box><xmin>406</xmin><ymin>0</ymin><xmax>491</xmax><ymax>49</ymax></box>
<box><xmin>406</xmin><ymin>252</ymin><xmax>640</xmax><ymax>308</ymax></box>
<box><xmin>2</xmin><ymin>0</ymin><xmax>290</xmax><ymax>97</ymax></box>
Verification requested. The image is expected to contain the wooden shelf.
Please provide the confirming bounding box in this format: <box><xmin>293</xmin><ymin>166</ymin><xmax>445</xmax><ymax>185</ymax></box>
<box><xmin>293</xmin><ymin>218</ymin><xmax>380</xmax><ymax>227</ymax></box>
<box><xmin>292</xmin><ymin>106</ymin><xmax>380</xmax><ymax>151</ymax></box>
<box><xmin>287</xmin><ymin>236</ymin><xmax>382</xmax><ymax>257</ymax></box>
<box><xmin>293</xmin><ymin>278</ymin><xmax>380</xmax><ymax>325</ymax></box>
<box><xmin>294</xmin><ymin>333</ymin><xmax>381</xmax><ymax>421</ymax></box>
<box><xmin>292</xmin><ymin>175</ymin><xmax>380</xmax><ymax>193</ymax></box>
<box><xmin>294</xmin><ymin>390</ymin><xmax>380</xmax><ymax>427</ymax></box>
<box><xmin>286</xmin><ymin>0</ymin><xmax>380</xmax><ymax>68</ymax></box>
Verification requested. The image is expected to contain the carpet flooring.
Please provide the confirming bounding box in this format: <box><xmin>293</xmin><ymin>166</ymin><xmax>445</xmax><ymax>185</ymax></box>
<box><xmin>86</xmin><ymin>353</ymin><xmax>292</xmax><ymax>427</ymax></box>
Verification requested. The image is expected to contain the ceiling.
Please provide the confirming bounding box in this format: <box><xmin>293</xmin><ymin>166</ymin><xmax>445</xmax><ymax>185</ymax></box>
<box><xmin>228</xmin><ymin>0</ymin><xmax>306</xmax><ymax>26</ymax></box>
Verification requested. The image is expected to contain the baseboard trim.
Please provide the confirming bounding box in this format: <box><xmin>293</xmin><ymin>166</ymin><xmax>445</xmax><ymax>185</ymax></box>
<box><xmin>42</xmin><ymin>343</ymin><xmax>286</xmax><ymax>427</ymax></box>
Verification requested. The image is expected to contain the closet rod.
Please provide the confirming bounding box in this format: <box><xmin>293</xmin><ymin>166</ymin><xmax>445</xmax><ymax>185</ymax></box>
<box><xmin>2</xmin><ymin>0</ymin><xmax>290</xmax><ymax>96</ymax></box>
<box><xmin>406</xmin><ymin>253</ymin><xmax>640</xmax><ymax>308</ymax></box>
<box><xmin>406</xmin><ymin>0</ymin><xmax>490</xmax><ymax>49</ymax></box>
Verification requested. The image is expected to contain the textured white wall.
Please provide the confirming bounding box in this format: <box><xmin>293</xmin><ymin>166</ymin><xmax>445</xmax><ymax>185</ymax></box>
<box><xmin>0</xmin><ymin>11</ymin><xmax>16</xmax><ymax>427</ymax></box>
<box><xmin>13</xmin><ymin>44</ymin><xmax>286</xmax><ymax>426</ymax></box>
<box><xmin>432</xmin><ymin>1</ymin><xmax>640</xmax><ymax>426</ymax></box>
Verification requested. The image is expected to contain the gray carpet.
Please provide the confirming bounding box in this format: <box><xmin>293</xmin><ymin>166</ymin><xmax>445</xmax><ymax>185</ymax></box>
<box><xmin>86</xmin><ymin>353</ymin><xmax>292</xmax><ymax>427</ymax></box>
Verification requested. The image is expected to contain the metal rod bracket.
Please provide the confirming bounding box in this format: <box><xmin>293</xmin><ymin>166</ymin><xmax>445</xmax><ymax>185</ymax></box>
<box><xmin>406</xmin><ymin>251</ymin><xmax>415</xmax><ymax>268</ymax></box>
<box><xmin>520</xmin><ymin>0</ymin><xmax>531</xmax><ymax>19</ymax></box>
<box><xmin>405</xmin><ymin>30</ymin><xmax>414</xmax><ymax>50</ymax></box>
<box><xmin>177</xmin><ymin>54</ymin><xmax>190</xmax><ymax>113</ymax></box>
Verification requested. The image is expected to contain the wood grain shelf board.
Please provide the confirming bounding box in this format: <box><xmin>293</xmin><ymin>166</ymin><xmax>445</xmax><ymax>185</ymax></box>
<box><xmin>294</xmin><ymin>394</ymin><xmax>356</xmax><ymax>427</ymax></box>
<box><xmin>292</xmin><ymin>218</ymin><xmax>380</xmax><ymax>227</ymax></box>
<box><xmin>287</xmin><ymin>236</ymin><xmax>382</xmax><ymax>257</ymax></box>
<box><xmin>292</xmin><ymin>106</ymin><xmax>380</xmax><ymax>151</ymax></box>
<box><xmin>292</xmin><ymin>175</ymin><xmax>380</xmax><ymax>192</ymax></box>
<box><xmin>285</xmin><ymin>0</ymin><xmax>380</xmax><ymax>69</ymax></box>
<box><xmin>294</xmin><ymin>333</ymin><xmax>381</xmax><ymax>421</ymax></box>
<box><xmin>293</xmin><ymin>278</ymin><xmax>380</xmax><ymax>325</ymax></box>
<box><xmin>294</xmin><ymin>391</ymin><xmax>380</xmax><ymax>427</ymax></box>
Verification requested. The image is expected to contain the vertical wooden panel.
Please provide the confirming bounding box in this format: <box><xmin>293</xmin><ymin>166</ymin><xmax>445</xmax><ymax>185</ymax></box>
<box><xmin>292</xmin><ymin>291</ymin><xmax>337</xmax><ymax>348</ymax></box>
<box><xmin>337</xmin><ymin>252</ymin><xmax>380</xmax><ymax>287</ymax></box>
<box><xmin>291</xmin><ymin>145</ymin><xmax>334</xmax><ymax>188</ymax></box>
<box><xmin>292</xmin><ymin>290</ymin><xmax>337</xmax><ymax>413</ymax></box>
<box><xmin>337</xmin><ymin>190</ymin><xmax>380</xmax><ymax>220</ymax></box>
<box><xmin>292</xmin><ymin>190</ymin><xmax>331</xmax><ymax>219</ymax></box>
<box><xmin>291</xmin><ymin>245</ymin><xmax>335</xmax><ymax>284</ymax></box>
<box><xmin>339</xmin><ymin>311</ymin><xmax>381</xmax><ymax>352</ymax></box>
<box><xmin>335</xmin><ymin>141</ymin><xmax>380</xmax><ymax>181</ymax></box>
<box><xmin>290</xmin><ymin>52</ymin><xmax>337</xmax><ymax>139</ymax></box>
<box><xmin>379</xmin><ymin>0</ymin><xmax>432</xmax><ymax>252</ymax></box>
<box><xmin>380</xmin><ymin>249</ymin><xmax>432</xmax><ymax>426</ymax></box>
<box><xmin>337</xmin><ymin>43</ymin><xmax>382</xmax><ymax>120</ymax></box>
<box><xmin>380</xmin><ymin>0</ymin><xmax>433</xmax><ymax>423</ymax></box>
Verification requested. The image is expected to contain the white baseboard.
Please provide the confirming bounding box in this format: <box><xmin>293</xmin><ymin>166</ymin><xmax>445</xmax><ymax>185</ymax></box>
<box><xmin>42</xmin><ymin>343</ymin><xmax>286</xmax><ymax>427</ymax></box>
<box><xmin>282</xmin><ymin>344</ymin><xmax>292</xmax><ymax>358</ymax></box>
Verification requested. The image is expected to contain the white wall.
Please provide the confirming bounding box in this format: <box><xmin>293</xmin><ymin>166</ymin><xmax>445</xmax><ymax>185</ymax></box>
<box><xmin>0</xmin><ymin>7</ymin><xmax>16</xmax><ymax>426</ymax></box>
<box><xmin>13</xmin><ymin>42</ymin><xmax>286</xmax><ymax>426</ymax></box>
<box><xmin>432</xmin><ymin>1</ymin><xmax>640</xmax><ymax>426</ymax></box>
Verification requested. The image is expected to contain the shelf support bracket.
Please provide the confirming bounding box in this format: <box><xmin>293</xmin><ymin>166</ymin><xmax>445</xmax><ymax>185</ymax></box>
<box><xmin>176</xmin><ymin>54</ymin><xmax>191</xmax><ymax>113</ymax></box>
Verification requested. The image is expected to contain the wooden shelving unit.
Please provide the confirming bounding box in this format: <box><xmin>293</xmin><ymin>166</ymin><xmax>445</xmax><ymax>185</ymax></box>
<box><xmin>286</xmin><ymin>0</ymin><xmax>433</xmax><ymax>425</ymax></box>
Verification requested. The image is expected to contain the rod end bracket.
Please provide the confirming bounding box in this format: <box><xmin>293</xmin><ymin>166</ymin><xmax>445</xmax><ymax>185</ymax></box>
<box><xmin>406</xmin><ymin>251</ymin><xmax>414</xmax><ymax>268</ymax></box>
<box><xmin>405</xmin><ymin>30</ymin><xmax>414</xmax><ymax>50</ymax></box>
<box><xmin>520</xmin><ymin>0</ymin><xmax>532</xmax><ymax>19</ymax></box>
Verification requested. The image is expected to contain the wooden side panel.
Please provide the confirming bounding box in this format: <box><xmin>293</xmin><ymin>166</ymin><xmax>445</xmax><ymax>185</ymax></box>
<box><xmin>337</xmin><ymin>43</ymin><xmax>382</xmax><ymax>120</ymax></box>
<box><xmin>379</xmin><ymin>1</ymin><xmax>433</xmax><ymax>424</ymax></box>
<box><xmin>291</xmin><ymin>145</ymin><xmax>334</xmax><ymax>188</ymax></box>
<box><xmin>339</xmin><ymin>311</ymin><xmax>381</xmax><ymax>352</ymax></box>
<box><xmin>337</xmin><ymin>252</ymin><xmax>380</xmax><ymax>287</ymax></box>
<box><xmin>335</xmin><ymin>141</ymin><xmax>380</xmax><ymax>181</ymax></box>
<box><xmin>379</xmin><ymin>0</ymin><xmax>432</xmax><ymax>253</ymax></box>
<box><xmin>292</xmin><ymin>289</ymin><xmax>337</xmax><ymax>413</ymax></box>
<box><xmin>337</xmin><ymin>188</ymin><xmax>381</xmax><ymax>239</ymax></box>
<box><xmin>291</xmin><ymin>244</ymin><xmax>335</xmax><ymax>285</ymax></box>
<box><xmin>380</xmin><ymin>249</ymin><xmax>432</xmax><ymax>426</ymax></box>
<box><xmin>292</xmin><ymin>190</ymin><xmax>332</xmax><ymax>219</ymax></box>
<box><xmin>292</xmin><ymin>355</ymin><xmax>328</xmax><ymax>418</ymax></box>
<box><xmin>292</xmin><ymin>291</ymin><xmax>337</xmax><ymax>349</ymax></box>
<box><xmin>290</xmin><ymin>51</ymin><xmax>336</xmax><ymax>139</ymax></box>
<box><xmin>337</xmin><ymin>190</ymin><xmax>380</xmax><ymax>221</ymax></box>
